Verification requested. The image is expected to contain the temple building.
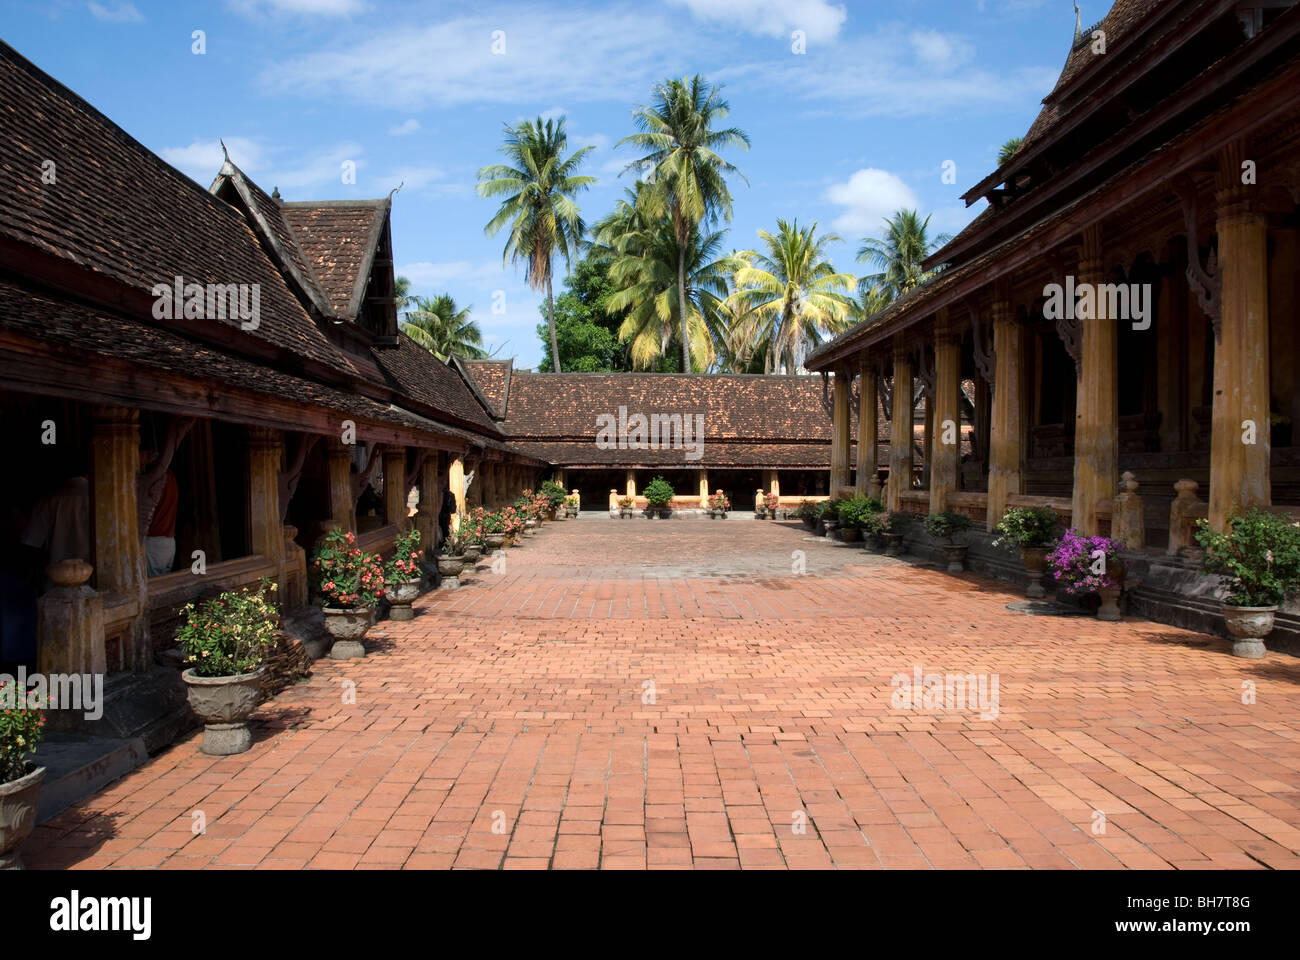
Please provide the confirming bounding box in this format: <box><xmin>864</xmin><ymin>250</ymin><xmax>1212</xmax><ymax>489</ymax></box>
<box><xmin>807</xmin><ymin>0</ymin><xmax>1300</xmax><ymax>644</ymax></box>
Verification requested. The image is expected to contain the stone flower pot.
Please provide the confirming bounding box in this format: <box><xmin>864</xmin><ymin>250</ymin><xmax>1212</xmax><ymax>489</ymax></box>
<box><xmin>182</xmin><ymin>667</ymin><xmax>265</xmax><ymax>756</ymax></box>
<box><xmin>0</xmin><ymin>765</ymin><xmax>45</xmax><ymax>870</ymax></box>
<box><xmin>463</xmin><ymin>543</ymin><xmax>483</xmax><ymax>563</ymax></box>
<box><xmin>524</xmin><ymin>519</ymin><xmax>537</xmax><ymax>536</ymax></box>
<box><xmin>484</xmin><ymin>532</ymin><xmax>506</xmax><ymax>550</ymax></box>
<box><xmin>1021</xmin><ymin>546</ymin><xmax>1050</xmax><ymax>599</ymax></box>
<box><xmin>386</xmin><ymin>578</ymin><xmax>422</xmax><ymax>621</ymax></box>
<box><xmin>1221</xmin><ymin>604</ymin><xmax>1276</xmax><ymax>659</ymax></box>
<box><xmin>657</xmin><ymin>506</ymin><xmax>672</xmax><ymax>519</ymax></box>
<box><xmin>823</xmin><ymin>518</ymin><xmax>840</xmax><ymax>538</ymax></box>
<box><xmin>323</xmin><ymin>606</ymin><xmax>371</xmax><ymax>660</ymax></box>
<box><xmin>838</xmin><ymin>526</ymin><xmax>862</xmax><ymax>542</ymax></box>
<box><xmin>1095</xmin><ymin>561</ymin><xmax>1126</xmax><ymax>622</ymax></box>
<box><xmin>941</xmin><ymin>543</ymin><xmax>968</xmax><ymax>573</ymax></box>
<box><xmin>882</xmin><ymin>532</ymin><xmax>904</xmax><ymax>555</ymax></box>
<box><xmin>619</xmin><ymin>508</ymin><xmax>634</xmax><ymax>519</ymax></box>
<box><xmin>437</xmin><ymin>555</ymin><xmax>466</xmax><ymax>590</ymax></box>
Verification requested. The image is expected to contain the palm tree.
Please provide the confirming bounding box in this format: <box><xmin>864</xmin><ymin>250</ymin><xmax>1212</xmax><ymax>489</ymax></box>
<box><xmin>604</xmin><ymin>215</ymin><xmax>738</xmax><ymax>372</ymax></box>
<box><xmin>619</xmin><ymin>75</ymin><xmax>749</xmax><ymax>373</ymax></box>
<box><xmin>998</xmin><ymin>137</ymin><xmax>1023</xmax><ymax>166</ymax></box>
<box><xmin>394</xmin><ymin>275</ymin><xmax>413</xmax><ymax>318</ymax></box>
<box><xmin>730</xmin><ymin>219</ymin><xmax>855</xmax><ymax>375</ymax></box>
<box><xmin>401</xmin><ymin>294</ymin><xmax>485</xmax><ymax>360</ymax></box>
<box><xmin>478</xmin><ymin>116</ymin><xmax>595</xmax><ymax>372</ymax></box>
<box><xmin>856</xmin><ymin>209</ymin><xmax>952</xmax><ymax>302</ymax></box>
<box><xmin>852</xmin><ymin>283</ymin><xmax>893</xmax><ymax>323</ymax></box>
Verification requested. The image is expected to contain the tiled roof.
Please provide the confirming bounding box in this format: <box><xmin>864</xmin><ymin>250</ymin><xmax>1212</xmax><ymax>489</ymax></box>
<box><xmin>0</xmin><ymin>40</ymin><xmax>359</xmax><ymax>377</ymax></box>
<box><xmin>280</xmin><ymin>201</ymin><xmax>387</xmax><ymax>318</ymax></box>
<box><xmin>458</xmin><ymin>359</ymin><xmax>513</xmax><ymax>418</ymax></box>
<box><xmin>509</xmin><ymin>440</ymin><xmax>849</xmax><ymax>470</ymax></box>
<box><xmin>370</xmin><ymin>336</ymin><xmax>502</xmax><ymax>435</ymax></box>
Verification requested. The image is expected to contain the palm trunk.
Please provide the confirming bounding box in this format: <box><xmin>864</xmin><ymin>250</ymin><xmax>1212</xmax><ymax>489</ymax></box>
<box><xmin>546</xmin><ymin>272</ymin><xmax>561</xmax><ymax>373</ymax></box>
<box><xmin>677</xmin><ymin>244</ymin><xmax>690</xmax><ymax>374</ymax></box>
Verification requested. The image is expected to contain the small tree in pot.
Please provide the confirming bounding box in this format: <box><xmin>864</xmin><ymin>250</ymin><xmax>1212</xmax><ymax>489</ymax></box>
<box><xmin>708</xmin><ymin>490</ymin><xmax>730</xmax><ymax>518</ymax></box>
<box><xmin>992</xmin><ymin>506</ymin><xmax>1060</xmax><ymax>598</ymax></box>
<box><xmin>835</xmin><ymin>496</ymin><xmax>880</xmax><ymax>543</ymax></box>
<box><xmin>1195</xmin><ymin>510</ymin><xmax>1300</xmax><ymax>658</ymax></box>
<box><xmin>312</xmin><ymin>530</ymin><xmax>384</xmax><ymax>659</ymax></box>
<box><xmin>642</xmin><ymin>476</ymin><xmax>675</xmax><ymax>518</ymax></box>
<box><xmin>618</xmin><ymin>496</ymin><xmax>635</xmax><ymax>519</ymax></box>
<box><xmin>764</xmin><ymin>491</ymin><xmax>781</xmax><ymax>519</ymax></box>
<box><xmin>923</xmin><ymin>511</ymin><xmax>974</xmax><ymax>572</ymax></box>
<box><xmin>540</xmin><ymin>480</ymin><xmax>567</xmax><ymax>520</ymax></box>
<box><xmin>385</xmin><ymin>528</ymin><xmax>424</xmax><ymax>621</ymax></box>
<box><xmin>438</xmin><ymin>533</ymin><xmax>469</xmax><ymax>589</ymax></box>
<box><xmin>816</xmin><ymin>499</ymin><xmax>837</xmax><ymax>536</ymax></box>
<box><xmin>176</xmin><ymin>579</ymin><xmax>278</xmax><ymax>755</ymax></box>
<box><xmin>879</xmin><ymin>511</ymin><xmax>912</xmax><ymax>555</ymax></box>
<box><xmin>795</xmin><ymin>499</ymin><xmax>820</xmax><ymax>530</ymax></box>
<box><xmin>0</xmin><ymin>681</ymin><xmax>46</xmax><ymax>869</ymax></box>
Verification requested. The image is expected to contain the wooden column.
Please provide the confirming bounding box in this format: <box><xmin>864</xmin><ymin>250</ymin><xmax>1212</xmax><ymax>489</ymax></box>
<box><xmin>326</xmin><ymin>438</ymin><xmax>355</xmax><ymax>532</ymax></box>
<box><xmin>698</xmin><ymin>472</ymin><xmax>709</xmax><ymax>508</ymax></box>
<box><xmin>930</xmin><ymin>312</ymin><xmax>961</xmax><ymax>513</ymax></box>
<box><xmin>91</xmin><ymin>405</ymin><xmax>149</xmax><ymax>672</ymax></box>
<box><xmin>829</xmin><ymin>368</ymin><xmax>851</xmax><ymax>496</ymax></box>
<box><xmin>449</xmin><ymin>457</ymin><xmax>466</xmax><ymax>534</ymax></box>
<box><xmin>1073</xmin><ymin>225</ymin><xmax>1119</xmax><ymax>535</ymax></box>
<box><xmin>415</xmin><ymin>453</ymin><xmax>441</xmax><ymax>556</ymax></box>
<box><xmin>625</xmin><ymin>469</ymin><xmax>636</xmax><ymax>500</ymax></box>
<box><xmin>246</xmin><ymin>426</ymin><xmax>284</xmax><ymax>564</ymax></box>
<box><xmin>886</xmin><ymin>341</ymin><xmax>915</xmax><ymax>510</ymax></box>
<box><xmin>987</xmin><ymin>300</ymin><xmax>1024</xmax><ymax>530</ymax></box>
<box><xmin>1210</xmin><ymin>145</ymin><xmax>1270</xmax><ymax>530</ymax></box>
<box><xmin>383</xmin><ymin>448</ymin><xmax>407</xmax><ymax>530</ymax></box>
<box><xmin>856</xmin><ymin>354</ymin><xmax>878</xmax><ymax>497</ymax></box>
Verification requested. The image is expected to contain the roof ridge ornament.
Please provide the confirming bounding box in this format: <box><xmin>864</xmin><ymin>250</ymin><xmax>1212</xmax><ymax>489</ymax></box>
<box><xmin>1074</xmin><ymin>2</ymin><xmax>1082</xmax><ymax>42</ymax></box>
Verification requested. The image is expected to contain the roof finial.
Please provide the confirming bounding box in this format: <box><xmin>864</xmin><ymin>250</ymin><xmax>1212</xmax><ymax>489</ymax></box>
<box><xmin>219</xmin><ymin>138</ymin><xmax>230</xmax><ymax>162</ymax></box>
<box><xmin>271</xmin><ymin>186</ymin><xmax>281</xmax><ymax>201</ymax></box>
<box><xmin>388</xmin><ymin>181</ymin><xmax>404</xmax><ymax>201</ymax></box>
<box><xmin>1074</xmin><ymin>2</ymin><xmax>1082</xmax><ymax>41</ymax></box>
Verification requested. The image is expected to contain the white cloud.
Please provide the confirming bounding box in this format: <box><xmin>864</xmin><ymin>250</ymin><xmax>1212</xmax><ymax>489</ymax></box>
<box><xmin>260</xmin><ymin>7</ymin><xmax>686</xmax><ymax>109</ymax></box>
<box><xmin>159</xmin><ymin>137</ymin><xmax>370</xmax><ymax>194</ymax></box>
<box><xmin>909</xmin><ymin>29</ymin><xmax>974</xmax><ymax>72</ymax></box>
<box><xmin>825</xmin><ymin>168</ymin><xmax>919</xmax><ymax>235</ymax></box>
<box><xmin>227</xmin><ymin>0</ymin><xmax>365</xmax><ymax>16</ymax></box>
<box><xmin>160</xmin><ymin>137</ymin><xmax>265</xmax><ymax>182</ymax></box>
<box><xmin>87</xmin><ymin>1</ymin><xmax>143</xmax><ymax>22</ymax></box>
<box><xmin>388</xmin><ymin>118</ymin><xmax>420</xmax><ymax>136</ymax></box>
<box><xmin>667</xmin><ymin>0</ymin><xmax>847</xmax><ymax>42</ymax></box>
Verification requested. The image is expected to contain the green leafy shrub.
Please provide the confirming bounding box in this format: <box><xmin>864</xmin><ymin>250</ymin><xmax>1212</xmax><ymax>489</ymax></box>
<box><xmin>992</xmin><ymin>506</ymin><xmax>1060</xmax><ymax>549</ymax></box>
<box><xmin>312</xmin><ymin>529</ymin><xmax>385</xmax><ymax>609</ymax></box>
<box><xmin>175</xmin><ymin>578</ymin><xmax>279</xmax><ymax>678</ymax></box>
<box><xmin>386</xmin><ymin>528</ymin><xmax>423</xmax><ymax>582</ymax></box>
<box><xmin>0</xmin><ymin>681</ymin><xmax>44</xmax><ymax>784</ymax></box>
<box><xmin>819</xmin><ymin>500</ymin><xmax>838</xmax><ymax>519</ymax></box>
<box><xmin>923</xmin><ymin>511</ymin><xmax>973</xmax><ymax>543</ymax></box>
<box><xmin>1195</xmin><ymin>509</ymin><xmax>1300</xmax><ymax>606</ymax></box>
<box><xmin>795</xmin><ymin>499</ymin><xmax>821</xmax><ymax>521</ymax></box>
<box><xmin>836</xmin><ymin>496</ymin><xmax>882</xmax><ymax>529</ymax></box>
<box><xmin>540</xmin><ymin>479</ymin><xmax>567</xmax><ymax>510</ymax></box>
<box><xmin>642</xmin><ymin>476</ymin><xmax>675</xmax><ymax>507</ymax></box>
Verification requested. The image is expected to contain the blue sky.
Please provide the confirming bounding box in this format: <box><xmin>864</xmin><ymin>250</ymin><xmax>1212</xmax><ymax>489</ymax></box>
<box><xmin>4</xmin><ymin>0</ymin><xmax>1082</xmax><ymax>369</ymax></box>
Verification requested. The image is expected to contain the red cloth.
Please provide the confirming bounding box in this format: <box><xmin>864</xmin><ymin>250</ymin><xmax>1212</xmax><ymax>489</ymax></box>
<box><xmin>148</xmin><ymin>471</ymin><xmax>178</xmax><ymax>537</ymax></box>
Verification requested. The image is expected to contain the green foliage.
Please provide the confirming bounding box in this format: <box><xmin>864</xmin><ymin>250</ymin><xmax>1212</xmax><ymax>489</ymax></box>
<box><xmin>386</xmin><ymin>528</ymin><xmax>422</xmax><ymax>583</ymax></box>
<box><xmin>836</xmin><ymin>496</ymin><xmax>883</xmax><ymax>529</ymax></box>
<box><xmin>540</xmin><ymin>479</ymin><xmax>568</xmax><ymax>509</ymax></box>
<box><xmin>311</xmin><ymin>529</ymin><xmax>385</xmax><ymax>610</ymax></box>
<box><xmin>1195</xmin><ymin>509</ymin><xmax>1300</xmax><ymax>607</ymax></box>
<box><xmin>923</xmin><ymin>511</ymin><xmax>973</xmax><ymax>543</ymax></box>
<box><xmin>992</xmin><ymin>506</ymin><xmax>1060</xmax><ymax>549</ymax></box>
<box><xmin>856</xmin><ymin>209</ymin><xmax>952</xmax><ymax>301</ymax></box>
<box><xmin>401</xmin><ymin>294</ymin><xmax>485</xmax><ymax>360</ymax></box>
<box><xmin>819</xmin><ymin>499</ymin><xmax>838</xmax><ymax>519</ymax></box>
<box><xmin>0</xmin><ymin>680</ymin><xmax>44</xmax><ymax>784</ymax></box>
<box><xmin>795</xmin><ymin>499</ymin><xmax>821</xmax><ymax>521</ymax></box>
<box><xmin>175</xmin><ymin>579</ymin><xmax>279</xmax><ymax>679</ymax></box>
<box><xmin>998</xmin><ymin>137</ymin><xmax>1024</xmax><ymax>166</ymax></box>
<box><xmin>537</xmin><ymin>257</ymin><xmax>629</xmax><ymax>372</ymax></box>
<box><xmin>642</xmin><ymin>476</ymin><xmax>675</xmax><ymax>506</ymax></box>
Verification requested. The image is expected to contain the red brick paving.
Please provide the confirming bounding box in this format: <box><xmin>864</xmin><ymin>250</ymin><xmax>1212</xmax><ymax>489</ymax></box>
<box><xmin>25</xmin><ymin>516</ymin><xmax>1300</xmax><ymax>869</ymax></box>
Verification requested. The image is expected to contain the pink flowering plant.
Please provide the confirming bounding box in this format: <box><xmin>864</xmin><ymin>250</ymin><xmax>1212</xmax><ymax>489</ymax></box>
<box><xmin>1194</xmin><ymin>509</ymin><xmax>1300</xmax><ymax>606</ymax></box>
<box><xmin>764</xmin><ymin>491</ymin><xmax>780</xmax><ymax>513</ymax></box>
<box><xmin>0</xmin><ymin>680</ymin><xmax>45</xmax><ymax>784</ymax></box>
<box><xmin>1046</xmin><ymin>528</ymin><xmax>1125</xmax><ymax>595</ymax></box>
<box><xmin>708</xmin><ymin>490</ymin><xmax>730</xmax><ymax>511</ymax></box>
<box><xmin>311</xmin><ymin>529</ymin><xmax>385</xmax><ymax>609</ymax></box>
<box><xmin>175</xmin><ymin>578</ymin><xmax>279</xmax><ymax>678</ymax></box>
<box><xmin>385</xmin><ymin>528</ymin><xmax>423</xmax><ymax>584</ymax></box>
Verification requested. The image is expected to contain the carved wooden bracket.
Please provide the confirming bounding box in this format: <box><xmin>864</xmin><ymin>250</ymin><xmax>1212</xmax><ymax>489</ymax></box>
<box><xmin>407</xmin><ymin>448</ymin><xmax>432</xmax><ymax>498</ymax></box>
<box><xmin>879</xmin><ymin>375</ymin><xmax>893</xmax><ymax>422</ymax></box>
<box><xmin>967</xmin><ymin>301</ymin><xmax>995</xmax><ymax>389</ymax></box>
<box><xmin>353</xmin><ymin>442</ymin><xmax>384</xmax><ymax>504</ymax></box>
<box><xmin>278</xmin><ymin>433</ymin><xmax>319</xmax><ymax>521</ymax></box>
<box><xmin>917</xmin><ymin>346</ymin><xmax>935</xmax><ymax>400</ymax></box>
<box><xmin>1171</xmin><ymin>174</ymin><xmax>1221</xmax><ymax>340</ymax></box>
<box><xmin>1043</xmin><ymin>250</ymin><xmax>1082</xmax><ymax>380</ymax></box>
<box><xmin>137</xmin><ymin>415</ymin><xmax>196</xmax><ymax>538</ymax></box>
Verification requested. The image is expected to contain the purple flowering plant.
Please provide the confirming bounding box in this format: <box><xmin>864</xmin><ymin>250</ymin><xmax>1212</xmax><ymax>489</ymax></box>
<box><xmin>1047</xmin><ymin>528</ymin><xmax>1125</xmax><ymax>595</ymax></box>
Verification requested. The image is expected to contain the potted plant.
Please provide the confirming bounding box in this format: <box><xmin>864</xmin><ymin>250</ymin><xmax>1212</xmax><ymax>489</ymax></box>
<box><xmin>384</xmin><ymin>527</ymin><xmax>424</xmax><ymax>622</ymax></box>
<box><xmin>176</xmin><ymin>579</ymin><xmax>278</xmax><ymax>755</ymax></box>
<box><xmin>833</xmin><ymin>496</ymin><xmax>880</xmax><ymax>543</ymax></box>
<box><xmin>643</xmin><ymin>476</ymin><xmax>675</xmax><ymax>518</ymax></box>
<box><xmin>565</xmin><ymin>494</ymin><xmax>580</xmax><ymax>518</ymax></box>
<box><xmin>618</xmin><ymin>496</ymin><xmax>635</xmax><ymax>519</ymax></box>
<box><xmin>0</xmin><ymin>679</ymin><xmax>46</xmax><ymax>869</ymax></box>
<box><xmin>861</xmin><ymin>511</ymin><xmax>886</xmax><ymax>551</ymax></box>
<box><xmin>1195</xmin><ymin>509</ymin><xmax>1300</xmax><ymax>658</ymax></box>
<box><xmin>540</xmin><ymin>480</ymin><xmax>567</xmax><ymax>521</ymax></box>
<box><xmin>478</xmin><ymin>508</ymin><xmax>508</xmax><ymax>550</ymax></box>
<box><xmin>708</xmin><ymin>489</ymin><xmax>730</xmax><ymax>518</ymax></box>
<box><xmin>764</xmin><ymin>491</ymin><xmax>781</xmax><ymax>520</ymax></box>
<box><xmin>924</xmin><ymin>511</ymin><xmax>974</xmax><ymax>572</ymax></box>
<box><xmin>796</xmin><ymin>499</ymin><xmax>820</xmax><ymax>530</ymax></box>
<box><xmin>312</xmin><ymin>529</ymin><xmax>384</xmax><ymax>659</ymax></box>
<box><xmin>437</xmin><ymin>534</ymin><xmax>468</xmax><ymax>590</ymax></box>
<box><xmin>1047</xmin><ymin>529</ymin><xmax>1126</xmax><ymax>620</ymax></box>
<box><xmin>879</xmin><ymin>511</ymin><xmax>909</xmax><ymax>555</ymax></box>
<box><xmin>992</xmin><ymin>506</ymin><xmax>1061</xmax><ymax>598</ymax></box>
<box><xmin>816</xmin><ymin>500</ymin><xmax>837</xmax><ymax>537</ymax></box>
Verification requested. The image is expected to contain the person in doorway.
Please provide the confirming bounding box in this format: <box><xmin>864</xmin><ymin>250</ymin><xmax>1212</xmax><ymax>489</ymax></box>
<box><xmin>21</xmin><ymin>473</ymin><xmax>91</xmax><ymax>571</ymax></box>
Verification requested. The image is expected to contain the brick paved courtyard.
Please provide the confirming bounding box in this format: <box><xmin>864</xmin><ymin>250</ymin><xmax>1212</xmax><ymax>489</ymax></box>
<box><xmin>26</xmin><ymin>517</ymin><xmax>1300</xmax><ymax>870</ymax></box>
